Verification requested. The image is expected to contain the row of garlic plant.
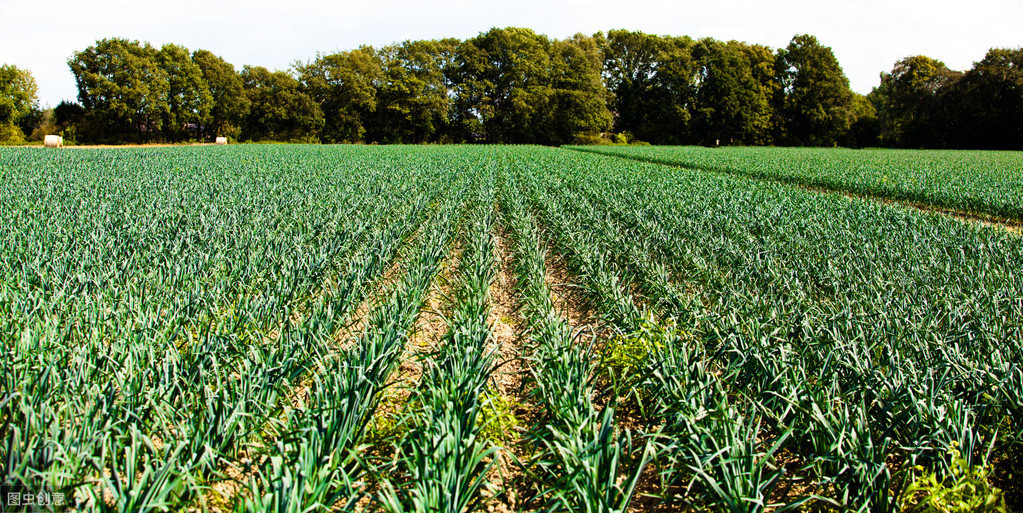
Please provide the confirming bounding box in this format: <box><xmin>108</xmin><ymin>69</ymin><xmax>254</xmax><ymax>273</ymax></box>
<box><xmin>238</xmin><ymin>190</ymin><xmax>463</xmax><ymax>512</ymax></box>
<box><xmin>0</xmin><ymin>146</ymin><xmax>457</xmax><ymax>511</ymax></box>
<box><xmin>514</xmin><ymin>146</ymin><xmax>1022</xmax><ymax>511</ymax></box>
<box><xmin>234</xmin><ymin>146</ymin><xmax>518</xmax><ymax>511</ymax></box>
<box><xmin>379</xmin><ymin>173</ymin><xmax>500</xmax><ymax>512</ymax></box>
<box><xmin>4</xmin><ymin>143</ymin><xmax>1020</xmax><ymax>511</ymax></box>
<box><xmin>505</xmin><ymin>150</ymin><xmax>792</xmax><ymax>512</ymax></box>
<box><xmin>499</xmin><ymin>167</ymin><xmax>651</xmax><ymax>513</ymax></box>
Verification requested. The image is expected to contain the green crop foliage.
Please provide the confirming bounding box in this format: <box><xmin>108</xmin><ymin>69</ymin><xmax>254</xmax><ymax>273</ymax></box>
<box><xmin>2</xmin><ymin>144</ymin><xmax>1020</xmax><ymax>512</ymax></box>
<box><xmin>501</xmin><ymin>145</ymin><xmax>1022</xmax><ymax>511</ymax></box>
<box><xmin>568</xmin><ymin>144</ymin><xmax>1023</xmax><ymax>221</ymax></box>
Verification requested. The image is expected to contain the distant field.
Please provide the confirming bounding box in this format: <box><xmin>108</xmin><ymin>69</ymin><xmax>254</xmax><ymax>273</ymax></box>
<box><xmin>568</xmin><ymin>144</ymin><xmax>1023</xmax><ymax>221</ymax></box>
<box><xmin>1</xmin><ymin>145</ymin><xmax>1020</xmax><ymax>512</ymax></box>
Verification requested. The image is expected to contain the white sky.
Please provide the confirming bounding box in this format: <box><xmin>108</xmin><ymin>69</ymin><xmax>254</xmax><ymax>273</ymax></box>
<box><xmin>1</xmin><ymin>0</ymin><xmax>1021</xmax><ymax>107</ymax></box>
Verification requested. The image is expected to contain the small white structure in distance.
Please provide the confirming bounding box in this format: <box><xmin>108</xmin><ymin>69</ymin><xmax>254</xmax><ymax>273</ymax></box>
<box><xmin>215</xmin><ymin>137</ymin><xmax>228</xmax><ymax>145</ymax></box>
<box><xmin>44</xmin><ymin>135</ymin><xmax>63</xmax><ymax>148</ymax></box>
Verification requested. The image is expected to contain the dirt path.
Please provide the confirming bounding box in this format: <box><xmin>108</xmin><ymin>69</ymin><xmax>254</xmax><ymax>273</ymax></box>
<box><xmin>483</xmin><ymin>222</ymin><xmax>533</xmax><ymax>513</ymax></box>
<box><xmin>351</xmin><ymin>241</ymin><xmax>460</xmax><ymax>512</ymax></box>
<box><xmin>847</xmin><ymin>191</ymin><xmax>1023</xmax><ymax>234</ymax></box>
<box><xmin>369</xmin><ymin>241</ymin><xmax>462</xmax><ymax>451</ymax></box>
<box><xmin>544</xmin><ymin>250</ymin><xmax>600</xmax><ymax>331</ymax></box>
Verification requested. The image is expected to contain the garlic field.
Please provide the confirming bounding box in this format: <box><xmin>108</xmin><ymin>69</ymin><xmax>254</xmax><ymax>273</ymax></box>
<box><xmin>570</xmin><ymin>144</ymin><xmax>1023</xmax><ymax>222</ymax></box>
<box><xmin>1</xmin><ymin>145</ymin><xmax>1020</xmax><ymax>512</ymax></box>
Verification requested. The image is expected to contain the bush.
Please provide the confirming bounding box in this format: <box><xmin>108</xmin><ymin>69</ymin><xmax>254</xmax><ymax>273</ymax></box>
<box><xmin>572</xmin><ymin>132</ymin><xmax>611</xmax><ymax>145</ymax></box>
<box><xmin>0</xmin><ymin>122</ymin><xmax>25</xmax><ymax>145</ymax></box>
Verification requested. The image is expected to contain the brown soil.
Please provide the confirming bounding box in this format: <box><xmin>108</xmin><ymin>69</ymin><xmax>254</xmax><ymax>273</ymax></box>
<box><xmin>627</xmin><ymin>461</ymin><xmax>692</xmax><ymax>513</ymax></box>
<box><xmin>340</xmin><ymin>222</ymin><xmax>431</xmax><ymax>348</ymax></box>
<box><xmin>203</xmin><ymin>452</ymin><xmax>260</xmax><ymax>512</ymax></box>
<box><xmin>333</xmin><ymin>245</ymin><xmax>411</xmax><ymax>353</ymax></box>
<box><xmin>372</xmin><ymin>241</ymin><xmax>462</xmax><ymax>436</ymax></box>
<box><xmin>352</xmin><ymin>240</ymin><xmax>461</xmax><ymax>512</ymax></box>
<box><xmin>288</xmin><ymin>229</ymin><xmax>426</xmax><ymax>425</ymax></box>
<box><xmin>544</xmin><ymin>250</ymin><xmax>599</xmax><ymax>331</ymax></box>
<box><xmin>902</xmin><ymin>200</ymin><xmax>1023</xmax><ymax>233</ymax></box>
<box><xmin>482</xmin><ymin>220</ymin><xmax>537</xmax><ymax>513</ymax></box>
<box><xmin>990</xmin><ymin>452</ymin><xmax>1022</xmax><ymax>510</ymax></box>
<box><xmin>765</xmin><ymin>449</ymin><xmax>819</xmax><ymax>509</ymax></box>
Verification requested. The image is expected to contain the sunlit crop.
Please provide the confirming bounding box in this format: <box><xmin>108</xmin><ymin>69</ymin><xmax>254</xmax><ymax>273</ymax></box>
<box><xmin>2</xmin><ymin>144</ymin><xmax>1019</xmax><ymax>512</ymax></box>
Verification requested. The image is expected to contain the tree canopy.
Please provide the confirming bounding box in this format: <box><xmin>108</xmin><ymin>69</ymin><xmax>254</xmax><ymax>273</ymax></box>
<box><xmin>870</xmin><ymin>48</ymin><xmax>1023</xmax><ymax>150</ymax></box>
<box><xmin>873</xmin><ymin>55</ymin><xmax>960</xmax><ymax>147</ymax></box>
<box><xmin>774</xmin><ymin>34</ymin><xmax>855</xmax><ymax>146</ymax></box>
<box><xmin>69</xmin><ymin>38</ymin><xmax>170</xmax><ymax>143</ymax></box>
<box><xmin>193</xmin><ymin>49</ymin><xmax>249</xmax><ymax>139</ymax></box>
<box><xmin>1</xmin><ymin>64</ymin><xmax>41</xmax><ymax>143</ymax></box>
<box><xmin>297</xmin><ymin>47</ymin><xmax>381</xmax><ymax>143</ymax></box>
<box><xmin>48</xmin><ymin>30</ymin><xmax>1021</xmax><ymax>149</ymax></box>
<box><xmin>240</xmin><ymin>66</ymin><xmax>323</xmax><ymax>142</ymax></box>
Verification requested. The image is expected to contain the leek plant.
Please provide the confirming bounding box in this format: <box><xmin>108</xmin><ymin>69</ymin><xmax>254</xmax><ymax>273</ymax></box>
<box><xmin>501</xmin><ymin>173</ymin><xmax>650</xmax><ymax>513</ymax></box>
<box><xmin>380</xmin><ymin>181</ymin><xmax>500</xmax><ymax>513</ymax></box>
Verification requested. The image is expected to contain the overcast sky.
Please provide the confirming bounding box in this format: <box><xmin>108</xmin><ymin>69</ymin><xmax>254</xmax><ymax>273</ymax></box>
<box><xmin>2</xmin><ymin>0</ymin><xmax>1021</xmax><ymax>107</ymax></box>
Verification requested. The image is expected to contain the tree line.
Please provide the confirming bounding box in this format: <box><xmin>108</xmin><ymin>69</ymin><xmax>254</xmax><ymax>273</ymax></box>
<box><xmin>2</xmin><ymin>27</ymin><xmax>1021</xmax><ymax>149</ymax></box>
<box><xmin>871</xmin><ymin>51</ymin><xmax>1023</xmax><ymax>149</ymax></box>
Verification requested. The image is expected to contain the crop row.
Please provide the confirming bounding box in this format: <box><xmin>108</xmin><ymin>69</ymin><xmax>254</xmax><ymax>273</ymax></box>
<box><xmin>0</xmin><ymin>146</ymin><xmax>489</xmax><ymax>511</ymax></box>
<box><xmin>506</xmin><ymin>146</ymin><xmax>1022</xmax><ymax>511</ymax></box>
<box><xmin>377</xmin><ymin>174</ymin><xmax>499</xmax><ymax>512</ymax></box>
<box><xmin>500</xmin><ymin>170</ymin><xmax>649</xmax><ymax>512</ymax></box>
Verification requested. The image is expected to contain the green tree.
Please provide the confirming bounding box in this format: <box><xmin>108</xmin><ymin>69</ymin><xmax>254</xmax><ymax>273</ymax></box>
<box><xmin>369</xmin><ymin>39</ymin><xmax>458</xmax><ymax>143</ymax></box>
<box><xmin>297</xmin><ymin>47</ymin><xmax>381</xmax><ymax>143</ymax></box>
<box><xmin>873</xmin><ymin>55</ymin><xmax>960</xmax><ymax>147</ymax></box>
<box><xmin>157</xmin><ymin>44</ymin><xmax>212</xmax><ymax>142</ymax></box>
<box><xmin>193</xmin><ymin>49</ymin><xmax>250</xmax><ymax>140</ymax></box>
<box><xmin>53</xmin><ymin>100</ymin><xmax>84</xmax><ymax>143</ymax></box>
<box><xmin>540</xmin><ymin>34</ymin><xmax>613</xmax><ymax>145</ymax></box>
<box><xmin>601</xmin><ymin>30</ymin><xmax>697</xmax><ymax>144</ymax></box>
<box><xmin>691</xmin><ymin>39</ymin><xmax>774</xmax><ymax>145</ymax></box>
<box><xmin>0</xmin><ymin>64</ymin><xmax>40</xmax><ymax>143</ymax></box>
<box><xmin>450</xmin><ymin>27</ymin><xmax>554</xmax><ymax>143</ymax></box>
<box><xmin>69</xmin><ymin>38</ymin><xmax>170</xmax><ymax>143</ymax></box>
<box><xmin>847</xmin><ymin>92</ymin><xmax>880</xmax><ymax>147</ymax></box>
<box><xmin>240</xmin><ymin>65</ymin><xmax>323</xmax><ymax>142</ymax></box>
<box><xmin>944</xmin><ymin>48</ymin><xmax>1023</xmax><ymax>150</ymax></box>
<box><xmin>774</xmin><ymin>34</ymin><xmax>855</xmax><ymax>146</ymax></box>
<box><xmin>54</xmin><ymin>100</ymin><xmax>84</xmax><ymax>127</ymax></box>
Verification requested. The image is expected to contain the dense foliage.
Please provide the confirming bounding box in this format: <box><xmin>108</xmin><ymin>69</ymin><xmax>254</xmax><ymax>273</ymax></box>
<box><xmin>41</xmin><ymin>30</ymin><xmax>1019</xmax><ymax>148</ymax></box>
<box><xmin>871</xmin><ymin>49</ymin><xmax>1023</xmax><ymax>150</ymax></box>
<box><xmin>0</xmin><ymin>64</ymin><xmax>41</xmax><ymax>143</ymax></box>
<box><xmin>505</xmin><ymin>146</ymin><xmax>1022</xmax><ymax>511</ymax></box>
